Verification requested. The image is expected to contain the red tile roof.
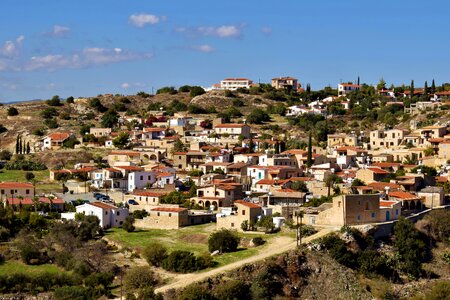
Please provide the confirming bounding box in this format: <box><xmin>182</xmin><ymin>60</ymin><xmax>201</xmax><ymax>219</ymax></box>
<box><xmin>367</xmin><ymin>167</ymin><xmax>389</xmax><ymax>175</ymax></box>
<box><xmin>110</xmin><ymin>151</ymin><xmax>141</xmax><ymax>156</ymax></box>
<box><xmin>144</xmin><ymin>127</ymin><xmax>166</xmax><ymax>132</ymax></box>
<box><xmin>368</xmin><ymin>182</ymin><xmax>401</xmax><ymax>191</ymax></box>
<box><xmin>389</xmin><ymin>191</ymin><xmax>418</xmax><ymax>200</ymax></box>
<box><xmin>234</xmin><ymin>200</ymin><xmax>261</xmax><ymax>209</ymax></box>
<box><xmin>215</xmin><ymin>124</ymin><xmax>247</xmax><ymax>128</ymax></box>
<box><xmin>0</xmin><ymin>182</ymin><xmax>33</xmax><ymax>189</ymax></box>
<box><xmin>379</xmin><ymin>201</ymin><xmax>398</xmax><ymax>208</ymax></box>
<box><xmin>48</xmin><ymin>132</ymin><xmax>71</xmax><ymax>141</ymax></box>
<box><xmin>151</xmin><ymin>207</ymin><xmax>187</xmax><ymax>213</ymax></box>
<box><xmin>115</xmin><ymin>166</ymin><xmax>145</xmax><ymax>171</ymax></box>
<box><xmin>6</xmin><ymin>197</ymin><xmax>64</xmax><ymax>205</ymax></box>
<box><xmin>372</xmin><ymin>162</ymin><xmax>401</xmax><ymax>168</ymax></box>
<box><xmin>88</xmin><ymin>202</ymin><xmax>118</xmax><ymax>209</ymax></box>
<box><xmin>134</xmin><ymin>191</ymin><xmax>166</xmax><ymax>197</ymax></box>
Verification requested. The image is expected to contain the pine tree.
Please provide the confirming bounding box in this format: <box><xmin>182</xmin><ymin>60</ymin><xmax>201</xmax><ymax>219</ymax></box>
<box><xmin>431</xmin><ymin>79</ymin><xmax>436</xmax><ymax>94</ymax></box>
<box><xmin>410</xmin><ymin>80</ymin><xmax>414</xmax><ymax>98</ymax></box>
<box><xmin>424</xmin><ymin>81</ymin><xmax>428</xmax><ymax>95</ymax></box>
<box><xmin>306</xmin><ymin>131</ymin><xmax>312</xmax><ymax>168</ymax></box>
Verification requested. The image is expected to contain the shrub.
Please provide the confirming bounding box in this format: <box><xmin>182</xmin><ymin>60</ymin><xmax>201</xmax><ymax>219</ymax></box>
<box><xmin>124</xmin><ymin>266</ymin><xmax>158</xmax><ymax>291</ymax></box>
<box><xmin>44</xmin><ymin>118</ymin><xmax>59</xmax><ymax>129</ymax></box>
<box><xmin>214</xmin><ymin>280</ymin><xmax>250</xmax><ymax>300</ymax></box>
<box><xmin>0</xmin><ymin>226</ymin><xmax>10</xmax><ymax>242</ymax></box>
<box><xmin>208</xmin><ymin>229</ymin><xmax>240</xmax><ymax>253</ymax></box>
<box><xmin>46</xmin><ymin>95</ymin><xmax>63</xmax><ymax>106</ymax></box>
<box><xmin>131</xmin><ymin>210</ymin><xmax>148</xmax><ymax>219</ymax></box>
<box><xmin>7</xmin><ymin>107</ymin><xmax>18</xmax><ymax>116</ymax></box>
<box><xmin>24</xmin><ymin>172</ymin><xmax>35</xmax><ymax>181</ymax></box>
<box><xmin>257</xmin><ymin>215</ymin><xmax>275</xmax><ymax>233</ymax></box>
<box><xmin>122</xmin><ymin>216</ymin><xmax>136</xmax><ymax>232</ymax></box>
<box><xmin>252</xmin><ymin>237</ymin><xmax>265</xmax><ymax>246</ymax></box>
<box><xmin>142</xmin><ymin>243</ymin><xmax>168</xmax><ymax>267</ymax></box>
<box><xmin>40</xmin><ymin>107</ymin><xmax>59</xmax><ymax>119</ymax></box>
<box><xmin>161</xmin><ymin>250</ymin><xmax>199</xmax><ymax>273</ymax></box>
<box><xmin>189</xmin><ymin>86</ymin><xmax>205</xmax><ymax>97</ymax></box>
<box><xmin>0</xmin><ymin>124</ymin><xmax>7</xmax><ymax>134</ymax></box>
<box><xmin>66</xmin><ymin>96</ymin><xmax>74</xmax><ymax>104</ymax></box>
<box><xmin>54</xmin><ymin>286</ymin><xmax>91</xmax><ymax>300</ymax></box>
<box><xmin>178</xmin><ymin>284</ymin><xmax>213</xmax><ymax>300</ymax></box>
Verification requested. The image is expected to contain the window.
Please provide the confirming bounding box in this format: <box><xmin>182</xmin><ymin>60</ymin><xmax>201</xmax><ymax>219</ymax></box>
<box><xmin>357</xmin><ymin>215</ymin><xmax>361</xmax><ymax>220</ymax></box>
<box><xmin>396</xmin><ymin>209</ymin><xmax>399</xmax><ymax>215</ymax></box>
<box><xmin>26</xmin><ymin>189</ymin><xmax>30</xmax><ymax>195</ymax></box>
<box><xmin>365</xmin><ymin>202</ymin><xmax>369</xmax><ymax>210</ymax></box>
<box><xmin>140</xmin><ymin>176</ymin><xmax>143</xmax><ymax>180</ymax></box>
<box><xmin>338</xmin><ymin>201</ymin><xmax>341</xmax><ymax>207</ymax></box>
<box><xmin>117</xmin><ymin>211</ymin><xmax>120</xmax><ymax>216</ymax></box>
<box><xmin>0</xmin><ymin>190</ymin><xmax>3</xmax><ymax>195</ymax></box>
<box><xmin>157</xmin><ymin>212</ymin><xmax>160</xmax><ymax>216</ymax></box>
<box><xmin>148</xmin><ymin>176</ymin><xmax>151</xmax><ymax>180</ymax></box>
<box><xmin>105</xmin><ymin>211</ymin><xmax>108</xmax><ymax>215</ymax></box>
<box><xmin>231</xmin><ymin>223</ymin><xmax>234</xmax><ymax>227</ymax></box>
<box><xmin>169</xmin><ymin>213</ymin><xmax>172</xmax><ymax>217</ymax></box>
<box><xmin>242</xmin><ymin>210</ymin><xmax>245</xmax><ymax>215</ymax></box>
<box><xmin>371</xmin><ymin>212</ymin><xmax>376</xmax><ymax>218</ymax></box>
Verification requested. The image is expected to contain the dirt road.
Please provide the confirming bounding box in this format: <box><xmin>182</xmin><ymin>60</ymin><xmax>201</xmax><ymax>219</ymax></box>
<box><xmin>155</xmin><ymin>227</ymin><xmax>335</xmax><ymax>294</ymax></box>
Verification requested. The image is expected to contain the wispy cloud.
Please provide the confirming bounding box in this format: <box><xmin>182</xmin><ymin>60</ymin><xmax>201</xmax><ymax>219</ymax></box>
<box><xmin>261</xmin><ymin>26</ymin><xmax>272</xmax><ymax>36</ymax></box>
<box><xmin>0</xmin><ymin>35</ymin><xmax>25</xmax><ymax>58</ymax></box>
<box><xmin>47</xmin><ymin>25</ymin><xmax>71</xmax><ymax>38</ymax></box>
<box><xmin>192</xmin><ymin>44</ymin><xmax>214</xmax><ymax>53</ymax></box>
<box><xmin>129</xmin><ymin>13</ymin><xmax>166</xmax><ymax>27</ymax></box>
<box><xmin>25</xmin><ymin>47</ymin><xmax>153</xmax><ymax>71</ymax></box>
<box><xmin>121</xmin><ymin>82</ymin><xmax>146</xmax><ymax>89</ymax></box>
<box><xmin>175</xmin><ymin>25</ymin><xmax>243</xmax><ymax>39</ymax></box>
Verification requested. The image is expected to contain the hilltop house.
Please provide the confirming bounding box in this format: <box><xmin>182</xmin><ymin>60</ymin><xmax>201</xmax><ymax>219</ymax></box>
<box><xmin>42</xmin><ymin>132</ymin><xmax>73</xmax><ymax>150</ymax></box>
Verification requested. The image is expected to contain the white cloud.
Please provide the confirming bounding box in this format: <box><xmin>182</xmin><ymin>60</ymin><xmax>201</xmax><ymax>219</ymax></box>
<box><xmin>177</xmin><ymin>25</ymin><xmax>242</xmax><ymax>39</ymax></box>
<box><xmin>51</xmin><ymin>25</ymin><xmax>70</xmax><ymax>37</ymax></box>
<box><xmin>129</xmin><ymin>13</ymin><xmax>166</xmax><ymax>27</ymax></box>
<box><xmin>192</xmin><ymin>44</ymin><xmax>214</xmax><ymax>53</ymax></box>
<box><xmin>261</xmin><ymin>27</ymin><xmax>272</xmax><ymax>35</ymax></box>
<box><xmin>122</xmin><ymin>82</ymin><xmax>146</xmax><ymax>89</ymax></box>
<box><xmin>25</xmin><ymin>47</ymin><xmax>153</xmax><ymax>71</ymax></box>
<box><xmin>121</xmin><ymin>82</ymin><xmax>130</xmax><ymax>89</ymax></box>
<box><xmin>0</xmin><ymin>35</ymin><xmax>25</xmax><ymax>58</ymax></box>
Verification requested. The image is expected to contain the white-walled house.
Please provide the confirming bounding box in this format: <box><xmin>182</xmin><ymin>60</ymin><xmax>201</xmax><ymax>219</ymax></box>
<box><xmin>220</xmin><ymin>78</ymin><xmax>253</xmax><ymax>90</ymax></box>
<box><xmin>128</xmin><ymin>171</ymin><xmax>157</xmax><ymax>192</ymax></box>
<box><xmin>338</xmin><ymin>83</ymin><xmax>360</xmax><ymax>95</ymax></box>
<box><xmin>75</xmin><ymin>202</ymin><xmax>129</xmax><ymax>228</ymax></box>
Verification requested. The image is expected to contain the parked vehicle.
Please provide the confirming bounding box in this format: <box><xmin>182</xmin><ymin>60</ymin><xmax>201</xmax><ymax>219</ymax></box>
<box><xmin>126</xmin><ymin>199</ymin><xmax>138</xmax><ymax>205</ymax></box>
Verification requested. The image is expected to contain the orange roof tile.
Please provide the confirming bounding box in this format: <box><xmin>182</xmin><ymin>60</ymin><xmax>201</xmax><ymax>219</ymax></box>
<box><xmin>88</xmin><ymin>202</ymin><xmax>118</xmax><ymax>209</ymax></box>
<box><xmin>0</xmin><ymin>182</ymin><xmax>33</xmax><ymax>189</ymax></box>
<box><xmin>234</xmin><ymin>200</ymin><xmax>261</xmax><ymax>209</ymax></box>
<box><xmin>367</xmin><ymin>167</ymin><xmax>390</xmax><ymax>175</ymax></box>
<box><xmin>389</xmin><ymin>191</ymin><xmax>418</xmax><ymax>200</ymax></box>
<box><xmin>215</xmin><ymin>123</ymin><xmax>247</xmax><ymax>128</ymax></box>
<box><xmin>151</xmin><ymin>207</ymin><xmax>187</xmax><ymax>213</ymax></box>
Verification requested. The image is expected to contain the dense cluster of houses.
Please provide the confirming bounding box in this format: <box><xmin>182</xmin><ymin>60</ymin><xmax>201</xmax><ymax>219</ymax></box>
<box><xmin>3</xmin><ymin>77</ymin><xmax>449</xmax><ymax>232</ymax></box>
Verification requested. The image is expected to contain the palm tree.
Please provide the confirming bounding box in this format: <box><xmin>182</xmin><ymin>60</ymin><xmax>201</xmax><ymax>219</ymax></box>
<box><xmin>32</xmin><ymin>196</ymin><xmax>39</xmax><ymax>213</ymax></box>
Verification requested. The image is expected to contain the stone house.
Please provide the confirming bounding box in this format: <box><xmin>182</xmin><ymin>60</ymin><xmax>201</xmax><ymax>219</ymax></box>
<box><xmin>216</xmin><ymin>200</ymin><xmax>262</xmax><ymax>231</ymax></box>
<box><xmin>136</xmin><ymin>207</ymin><xmax>190</xmax><ymax>229</ymax></box>
<box><xmin>0</xmin><ymin>182</ymin><xmax>34</xmax><ymax>199</ymax></box>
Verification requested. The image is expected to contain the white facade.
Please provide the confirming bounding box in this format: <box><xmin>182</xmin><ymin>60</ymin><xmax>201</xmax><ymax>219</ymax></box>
<box><xmin>220</xmin><ymin>78</ymin><xmax>253</xmax><ymax>90</ymax></box>
<box><xmin>75</xmin><ymin>202</ymin><xmax>129</xmax><ymax>228</ymax></box>
<box><xmin>128</xmin><ymin>171</ymin><xmax>157</xmax><ymax>192</ymax></box>
<box><xmin>338</xmin><ymin>83</ymin><xmax>360</xmax><ymax>95</ymax></box>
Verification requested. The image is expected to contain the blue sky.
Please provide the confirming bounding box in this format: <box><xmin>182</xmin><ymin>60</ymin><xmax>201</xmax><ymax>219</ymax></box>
<box><xmin>1</xmin><ymin>0</ymin><xmax>450</xmax><ymax>102</ymax></box>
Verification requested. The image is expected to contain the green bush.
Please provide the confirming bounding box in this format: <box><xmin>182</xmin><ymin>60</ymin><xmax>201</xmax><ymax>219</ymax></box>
<box><xmin>7</xmin><ymin>107</ymin><xmax>19</xmax><ymax>116</ymax></box>
<box><xmin>252</xmin><ymin>237</ymin><xmax>265</xmax><ymax>246</ymax></box>
<box><xmin>214</xmin><ymin>280</ymin><xmax>250</xmax><ymax>300</ymax></box>
<box><xmin>122</xmin><ymin>216</ymin><xmax>136</xmax><ymax>232</ymax></box>
<box><xmin>178</xmin><ymin>284</ymin><xmax>213</xmax><ymax>300</ymax></box>
<box><xmin>142</xmin><ymin>243</ymin><xmax>168</xmax><ymax>267</ymax></box>
<box><xmin>161</xmin><ymin>250</ymin><xmax>207</xmax><ymax>273</ymax></box>
<box><xmin>208</xmin><ymin>229</ymin><xmax>240</xmax><ymax>253</ymax></box>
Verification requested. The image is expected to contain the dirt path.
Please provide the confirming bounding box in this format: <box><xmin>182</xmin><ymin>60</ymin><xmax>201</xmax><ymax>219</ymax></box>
<box><xmin>155</xmin><ymin>227</ymin><xmax>335</xmax><ymax>294</ymax></box>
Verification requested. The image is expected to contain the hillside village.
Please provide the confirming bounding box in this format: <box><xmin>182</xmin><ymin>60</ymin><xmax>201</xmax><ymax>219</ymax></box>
<box><xmin>1</xmin><ymin>76</ymin><xmax>450</xmax><ymax>299</ymax></box>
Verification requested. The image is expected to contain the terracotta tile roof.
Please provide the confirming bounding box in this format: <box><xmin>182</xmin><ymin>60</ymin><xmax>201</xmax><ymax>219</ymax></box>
<box><xmin>6</xmin><ymin>197</ymin><xmax>64</xmax><ymax>205</ymax></box>
<box><xmin>234</xmin><ymin>200</ymin><xmax>261</xmax><ymax>209</ymax></box>
<box><xmin>0</xmin><ymin>182</ymin><xmax>33</xmax><ymax>189</ymax></box>
<box><xmin>367</xmin><ymin>167</ymin><xmax>390</xmax><ymax>175</ymax></box>
<box><xmin>379</xmin><ymin>201</ymin><xmax>398</xmax><ymax>208</ymax></box>
<box><xmin>388</xmin><ymin>191</ymin><xmax>419</xmax><ymax>200</ymax></box>
<box><xmin>115</xmin><ymin>166</ymin><xmax>145</xmax><ymax>171</ymax></box>
<box><xmin>144</xmin><ymin>127</ymin><xmax>166</xmax><ymax>132</ymax></box>
<box><xmin>151</xmin><ymin>207</ymin><xmax>187</xmax><ymax>213</ymax></box>
<box><xmin>48</xmin><ymin>132</ymin><xmax>71</xmax><ymax>141</ymax></box>
<box><xmin>372</xmin><ymin>162</ymin><xmax>401</xmax><ymax>168</ymax></box>
<box><xmin>134</xmin><ymin>191</ymin><xmax>166</xmax><ymax>197</ymax></box>
<box><xmin>255</xmin><ymin>179</ymin><xmax>289</xmax><ymax>185</ymax></box>
<box><xmin>88</xmin><ymin>202</ymin><xmax>118</xmax><ymax>209</ymax></box>
<box><xmin>289</xmin><ymin>177</ymin><xmax>313</xmax><ymax>181</ymax></box>
<box><xmin>435</xmin><ymin>176</ymin><xmax>448</xmax><ymax>183</ymax></box>
<box><xmin>157</xmin><ymin>172</ymin><xmax>173</xmax><ymax>177</ymax></box>
<box><xmin>282</xmin><ymin>149</ymin><xmax>307</xmax><ymax>155</ymax></box>
<box><xmin>215</xmin><ymin>123</ymin><xmax>247</xmax><ymax>128</ymax></box>
<box><xmin>368</xmin><ymin>182</ymin><xmax>401</xmax><ymax>191</ymax></box>
<box><xmin>339</xmin><ymin>83</ymin><xmax>360</xmax><ymax>88</ymax></box>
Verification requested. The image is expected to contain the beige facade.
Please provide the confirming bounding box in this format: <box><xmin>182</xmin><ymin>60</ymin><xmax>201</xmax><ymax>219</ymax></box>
<box><xmin>89</xmin><ymin>127</ymin><xmax>112</xmax><ymax>138</ymax></box>
<box><xmin>216</xmin><ymin>201</ymin><xmax>262</xmax><ymax>231</ymax></box>
<box><xmin>304</xmin><ymin>194</ymin><xmax>401</xmax><ymax>226</ymax></box>
<box><xmin>370</xmin><ymin>129</ymin><xmax>406</xmax><ymax>149</ymax></box>
<box><xmin>327</xmin><ymin>134</ymin><xmax>357</xmax><ymax>148</ymax></box>
<box><xmin>356</xmin><ymin>167</ymin><xmax>389</xmax><ymax>183</ymax></box>
<box><xmin>417</xmin><ymin>187</ymin><xmax>445</xmax><ymax>208</ymax></box>
<box><xmin>0</xmin><ymin>182</ymin><xmax>34</xmax><ymax>199</ymax></box>
<box><xmin>271</xmin><ymin>77</ymin><xmax>298</xmax><ymax>90</ymax></box>
<box><xmin>135</xmin><ymin>207</ymin><xmax>189</xmax><ymax>229</ymax></box>
<box><xmin>173</xmin><ymin>151</ymin><xmax>208</xmax><ymax>170</ymax></box>
<box><xmin>214</xmin><ymin>124</ymin><xmax>251</xmax><ymax>139</ymax></box>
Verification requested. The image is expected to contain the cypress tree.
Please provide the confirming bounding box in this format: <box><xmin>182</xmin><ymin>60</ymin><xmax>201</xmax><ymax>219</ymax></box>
<box><xmin>410</xmin><ymin>80</ymin><xmax>414</xmax><ymax>98</ymax></box>
<box><xmin>431</xmin><ymin>79</ymin><xmax>436</xmax><ymax>94</ymax></box>
<box><xmin>26</xmin><ymin>142</ymin><xmax>31</xmax><ymax>154</ymax></box>
<box><xmin>424</xmin><ymin>81</ymin><xmax>428</xmax><ymax>95</ymax></box>
<box><xmin>18</xmin><ymin>136</ymin><xmax>22</xmax><ymax>154</ymax></box>
<box><xmin>306</xmin><ymin>131</ymin><xmax>312</xmax><ymax>168</ymax></box>
<box><xmin>15</xmin><ymin>135</ymin><xmax>20</xmax><ymax>154</ymax></box>
<box><xmin>357</xmin><ymin>76</ymin><xmax>360</xmax><ymax>86</ymax></box>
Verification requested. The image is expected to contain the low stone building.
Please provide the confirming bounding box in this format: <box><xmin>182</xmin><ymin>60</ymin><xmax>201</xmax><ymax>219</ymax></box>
<box><xmin>216</xmin><ymin>200</ymin><xmax>262</xmax><ymax>231</ymax></box>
